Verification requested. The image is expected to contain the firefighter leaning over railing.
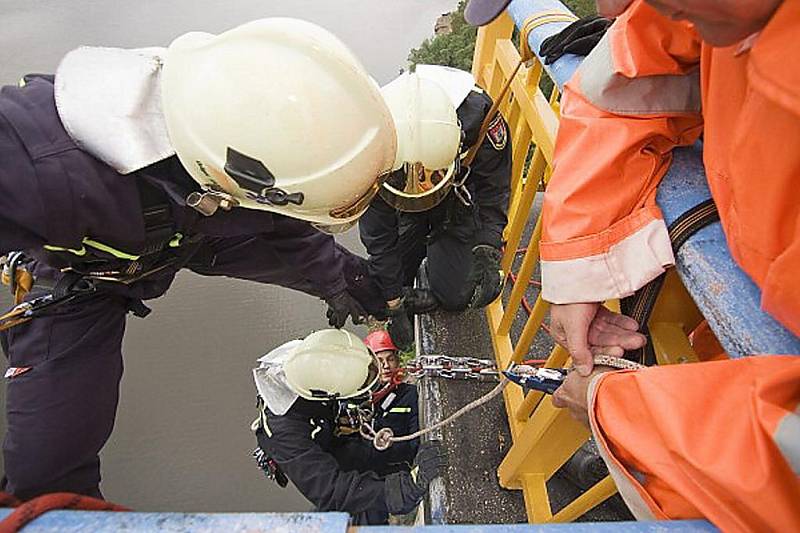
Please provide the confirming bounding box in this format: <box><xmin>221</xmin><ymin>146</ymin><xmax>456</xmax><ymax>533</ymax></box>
<box><xmin>467</xmin><ymin>0</ymin><xmax>800</xmax><ymax>530</ymax></box>
<box><xmin>0</xmin><ymin>19</ymin><xmax>397</xmax><ymax>501</ymax></box>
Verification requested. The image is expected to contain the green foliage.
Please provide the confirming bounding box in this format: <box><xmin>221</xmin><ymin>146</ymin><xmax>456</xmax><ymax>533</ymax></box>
<box><xmin>566</xmin><ymin>0</ymin><xmax>597</xmax><ymax>17</ymax></box>
<box><xmin>408</xmin><ymin>1</ymin><xmax>476</xmax><ymax>71</ymax></box>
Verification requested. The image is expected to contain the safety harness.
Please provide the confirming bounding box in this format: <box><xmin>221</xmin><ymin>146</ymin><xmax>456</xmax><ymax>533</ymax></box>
<box><xmin>0</xmin><ymin>179</ymin><xmax>203</xmax><ymax>331</ymax></box>
<box><xmin>621</xmin><ymin>199</ymin><xmax>721</xmax><ymax>364</ymax></box>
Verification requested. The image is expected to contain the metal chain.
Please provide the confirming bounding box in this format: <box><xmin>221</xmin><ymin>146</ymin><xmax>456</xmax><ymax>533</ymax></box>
<box><xmin>405</xmin><ymin>354</ymin><xmax>499</xmax><ymax>381</ymax></box>
<box><xmin>363</xmin><ymin>355</ymin><xmax>645</xmax><ymax>450</ymax></box>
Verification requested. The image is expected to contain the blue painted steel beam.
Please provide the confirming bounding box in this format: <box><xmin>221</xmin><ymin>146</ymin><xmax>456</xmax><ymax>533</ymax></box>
<box><xmin>502</xmin><ymin>0</ymin><xmax>800</xmax><ymax>356</ymax></box>
<box><xmin>0</xmin><ymin>509</ymin><xmax>350</xmax><ymax>532</ymax></box>
<box><xmin>0</xmin><ymin>507</ymin><xmax>717</xmax><ymax>532</ymax></box>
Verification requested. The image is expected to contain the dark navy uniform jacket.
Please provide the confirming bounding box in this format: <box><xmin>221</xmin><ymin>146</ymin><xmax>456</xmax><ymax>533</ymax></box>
<box><xmin>255</xmin><ymin>386</ymin><xmax>420</xmax><ymax>524</ymax></box>
<box><xmin>358</xmin><ymin>90</ymin><xmax>512</xmax><ymax>301</ymax></box>
<box><xmin>255</xmin><ymin>398</ymin><xmax>400</xmax><ymax>523</ymax></box>
<box><xmin>0</xmin><ymin>75</ymin><xmax>348</xmax><ymax>299</ymax></box>
<box><xmin>334</xmin><ymin>383</ymin><xmax>419</xmax><ymax>476</ymax></box>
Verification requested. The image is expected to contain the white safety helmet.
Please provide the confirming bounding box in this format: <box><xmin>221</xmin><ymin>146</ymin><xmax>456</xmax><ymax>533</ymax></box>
<box><xmin>379</xmin><ymin>71</ymin><xmax>462</xmax><ymax>212</ymax></box>
<box><xmin>283</xmin><ymin>329</ymin><xmax>379</xmax><ymax>401</ymax></box>
<box><xmin>161</xmin><ymin>18</ymin><xmax>397</xmax><ymax>229</ymax></box>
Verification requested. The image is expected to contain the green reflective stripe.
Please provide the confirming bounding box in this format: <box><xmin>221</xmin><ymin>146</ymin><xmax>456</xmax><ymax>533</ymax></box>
<box><xmin>43</xmin><ymin>244</ymin><xmax>87</xmax><ymax>256</ymax></box>
<box><xmin>46</xmin><ymin>234</ymin><xmax>180</xmax><ymax>261</ymax></box>
<box><xmin>82</xmin><ymin>238</ymin><xmax>140</xmax><ymax>260</ymax></box>
<box><xmin>388</xmin><ymin>406</ymin><xmax>412</xmax><ymax>413</ymax></box>
<box><xmin>168</xmin><ymin>233</ymin><xmax>183</xmax><ymax>248</ymax></box>
<box><xmin>18</xmin><ymin>78</ymin><xmax>26</xmax><ymax>88</ymax></box>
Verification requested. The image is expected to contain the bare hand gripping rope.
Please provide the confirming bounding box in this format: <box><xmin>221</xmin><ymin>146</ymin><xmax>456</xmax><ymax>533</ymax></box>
<box><xmin>361</xmin><ymin>355</ymin><xmax>644</xmax><ymax>450</ymax></box>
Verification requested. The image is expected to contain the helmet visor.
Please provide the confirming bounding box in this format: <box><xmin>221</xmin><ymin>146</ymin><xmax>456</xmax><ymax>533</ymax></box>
<box><xmin>379</xmin><ymin>160</ymin><xmax>456</xmax><ymax>213</ymax></box>
<box><xmin>312</xmin><ymin>220</ymin><xmax>358</xmax><ymax>235</ymax></box>
<box><xmin>389</xmin><ymin>162</ymin><xmax>449</xmax><ymax>194</ymax></box>
<box><xmin>328</xmin><ymin>170</ymin><xmax>392</xmax><ymax>221</ymax></box>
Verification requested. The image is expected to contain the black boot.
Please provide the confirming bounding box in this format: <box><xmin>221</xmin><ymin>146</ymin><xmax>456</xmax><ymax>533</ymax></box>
<box><xmin>402</xmin><ymin>287</ymin><xmax>440</xmax><ymax>314</ymax></box>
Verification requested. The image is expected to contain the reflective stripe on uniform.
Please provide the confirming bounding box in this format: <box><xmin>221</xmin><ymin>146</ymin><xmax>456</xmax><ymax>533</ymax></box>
<box><xmin>388</xmin><ymin>406</ymin><xmax>412</xmax><ymax>413</ymax></box>
<box><xmin>43</xmin><ymin>244</ymin><xmax>87</xmax><ymax>256</ymax></box>
<box><xmin>577</xmin><ymin>33</ymin><xmax>701</xmax><ymax>116</ymax></box>
<box><xmin>45</xmin><ymin>232</ymin><xmax>184</xmax><ymax>260</ymax></box>
<box><xmin>774</xmin><ymin>405</ymin><xmax>800</xmax><ymax>475</ymax></box>
<box><xmin>310</xmin><ymin>419</ymin><xmax>322</xmax><ymax>440</ymax></box>
<box><xmin>168</xmin><ymin>233</ymin><xmax>183</xmax><ymax>248</ymax></box>
<box><xmin>83</xmin><ymin>238</ymin><xmax>140</xmax><ymax>260</ymax></box>
<box><xmin>44</xmin><ymin>238</ymin><xmax>139</xmax><ymax>260</ymax></box>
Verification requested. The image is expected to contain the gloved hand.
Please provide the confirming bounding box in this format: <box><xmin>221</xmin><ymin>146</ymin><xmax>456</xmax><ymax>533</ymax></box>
<box><xmin>402</xmin><ymin>287</ymin><xmax>440</xmax><ymax>315</ymax></box>
<box><xmin>412</xmin><ymin>440</ymin><xmax>447</xmax><ymax>488</ymax></box>
<box><xmin>539</xmin><ymin>15</ymin><xmax>613</xmax><ymax>64</ymax></box>
<box><xmin>324</xmin><ymin>290</ymin><xmax>367</xmax><ymax>328</ymax></box>
<box><xmin>467</xmin><ymin>245</ymin><xmax>504</xmax><ymax>309</ymax></box>
<box><xmin>387</xmin><ymin>299</ymin><xmax>414</xmax><ymax>351</ymax></box>
<box><xmin>383</xmin><ymin>441</ymin><xmax>447</xmax><ymax>515</ymax></box>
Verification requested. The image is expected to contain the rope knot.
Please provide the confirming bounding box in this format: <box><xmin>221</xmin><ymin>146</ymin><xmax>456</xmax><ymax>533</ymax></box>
<box><xmin>372</xmin><ymin>428</ymin><xmax>394</xmax><ymax>451</ymax></box>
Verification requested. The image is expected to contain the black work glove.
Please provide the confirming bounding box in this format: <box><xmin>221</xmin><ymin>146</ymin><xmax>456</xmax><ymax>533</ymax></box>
<box><xmin>325</xmin><ymin>290</ymin><xmax>366</xmax><ymax>328</ymax></box>
<box><xmin>467</xmin><ymin>245</ymin><xmax>504</xmax><ymax>309</ymax></box>
<box><xmin>387</xmin><ymin>299</ymin><xmax>414</xmax><ymax>351</ymax></box>
<box><xmin>402</xmin><ymin>287</ymin><xmax>440</xmax><ymax>315</ymax></box>
<box><xmin>539</xmin><ymin>15</ymin><xmax>613</xmax><ymax>65</ymax></box>
<box><xmin>383</xmin><ymin>441</ymin><xmax>447</xmax><ymax>515</ymax></box>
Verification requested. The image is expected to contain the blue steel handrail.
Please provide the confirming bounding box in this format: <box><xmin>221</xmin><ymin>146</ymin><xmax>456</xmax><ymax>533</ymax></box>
<box><xmin>0</xmin><ymin>507</ymin><xmax>718</xmax><ymax>532</ymax></box>
<box><xmin>505</xmin><ymin>0</ymin><xmax>800</xmax><ymax>357</ymax></box>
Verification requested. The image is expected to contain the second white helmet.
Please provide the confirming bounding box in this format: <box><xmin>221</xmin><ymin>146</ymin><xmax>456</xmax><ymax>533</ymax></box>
<box><xmin>283</xmin><ymin>329</ymin><xmax>379</xmax><ymax>401</ymax></box>
<box><xmin>379</xmin><ymin>71</ymin><xmax>463</xmax><ymax>212</ymax></box>
<box><xmin>161</xmin><ymin>18</ymin><xmax>397</xmax><ymax>227</ymax></box>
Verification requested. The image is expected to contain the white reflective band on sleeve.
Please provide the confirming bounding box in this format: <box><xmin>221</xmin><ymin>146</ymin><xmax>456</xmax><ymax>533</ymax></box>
<box><xmin>577</xmin><ymin>33</ymin><xmax>701</xmax><ymax>116</ymax></box>
<box><xmin>587</xmin><ymin>374</ymin><xmax>657</xmax><ymax>520</ymax></box>
<box><xmin>774</xmin><ymin>405</ymin><xmax>800</xmax><ymax>475</ymax></box>
<box><xmin>541</xmin><ymin>219</ymin><xmax>675</xmax><ymax>304</ymax></box>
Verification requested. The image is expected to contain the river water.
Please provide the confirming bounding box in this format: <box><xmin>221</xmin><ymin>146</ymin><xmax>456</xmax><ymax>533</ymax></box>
<box><xmin>0</xmin><ymin>0</ymin><xmax>458</xmax><ymax>512</ymax></box>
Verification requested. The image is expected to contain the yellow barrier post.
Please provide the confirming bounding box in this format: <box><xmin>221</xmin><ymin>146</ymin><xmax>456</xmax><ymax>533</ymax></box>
<box><xmin>474</xmin><ymin>7</ymin><xmax>710</xmax><ymax>524</ymax></box>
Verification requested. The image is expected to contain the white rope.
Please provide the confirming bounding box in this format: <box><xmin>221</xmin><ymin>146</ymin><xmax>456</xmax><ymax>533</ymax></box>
<box><xmin>362</xmin><ymin>378</ymin><xmax>509</xmax><ymax>450</ymax></box>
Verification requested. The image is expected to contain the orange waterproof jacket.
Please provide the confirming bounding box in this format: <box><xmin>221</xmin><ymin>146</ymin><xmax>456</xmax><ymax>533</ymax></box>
<box><xmin>540</xmin><ymin>0</ymin><xmax>800</xmax><ymax>338</ymax></box>
<box><xmin>540</xmin><ymin>1</ymin><xmax>800</xmax><ymax>529</ymax></box>
<box><xmin>589</xmin><ymin>356</ymin><xmax>800</xmax><ymax>531</ymax></box>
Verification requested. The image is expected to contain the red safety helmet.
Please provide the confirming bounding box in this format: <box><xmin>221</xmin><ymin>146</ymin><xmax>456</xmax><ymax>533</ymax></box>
<box><xmin>364</xmin><ymin>330</ymin><xmax>399</xmax><ymax>354</ymax></box>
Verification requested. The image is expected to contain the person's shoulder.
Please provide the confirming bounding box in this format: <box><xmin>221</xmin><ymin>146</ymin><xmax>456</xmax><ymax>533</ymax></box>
<box><xmin>397</xmin><ymin>382</ymin><xmax>419</xmax><ymax>402</ymax></box>
<box><xmin>457</xmin><ymin>89</ymin><xmax>493</xmax><ymax>146</ymax></box>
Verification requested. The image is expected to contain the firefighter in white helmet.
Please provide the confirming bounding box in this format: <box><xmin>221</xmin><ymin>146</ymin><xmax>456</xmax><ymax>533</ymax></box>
<box><xmin>251</xmin><ymin>330</ymin><xmax>445</xmax><ymax>525</ymax></box>
<box><xmin>358</xmin><ymin>65</ymin><xmax>512</xmax><ymax>349</ymax></box>
<box><xmin>0</xmin><ymin>18</ymin><xmax>395</xmax><ymax>499</ymax></box>
<box><xmin>162</xmin><ymin>18</ymin><xmax>396</xmax><ymax>231</ymax></box>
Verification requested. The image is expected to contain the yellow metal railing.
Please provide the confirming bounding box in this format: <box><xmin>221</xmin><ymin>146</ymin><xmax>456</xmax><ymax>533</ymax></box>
<box><xmin>472</xmin><ymin>12</ymin><xmax>707</xmax><ymax>523</ymax></box>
